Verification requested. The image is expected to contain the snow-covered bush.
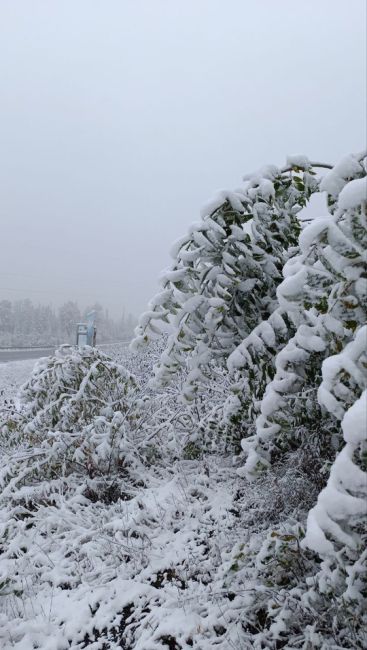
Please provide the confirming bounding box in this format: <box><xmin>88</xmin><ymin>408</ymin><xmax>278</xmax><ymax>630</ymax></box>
<box><xmin>233</xmin><ymin>152</ymin><xmax>367</xmax><ymax>646</ymax></box>
<box><xmin>132</xmin><ymin>159</ymin><xmax>320</xmax><ymax>401</ymax></box>
<box><xmin>244</xmin><ymin>152</ymin><xmax>366</xmax><ymax>475</ymax></box>
<box><xmin>19</xmin><ymin>344</ymin><xmax>138</xmax><ymax>435</ymax></box>
<box><xmin>0</xmin><ymin>345</ymin><xmax>150</xmax><ymax>509</ymax></box>
<box><xmin>129</xmin><ymin>150</ymin><xmax>367</xmax><ymax>647</ymax></box>
<box><xmin>303</xmin><ymin>329</ymin><xmax>367</xmax><ymax>637</ymax></box>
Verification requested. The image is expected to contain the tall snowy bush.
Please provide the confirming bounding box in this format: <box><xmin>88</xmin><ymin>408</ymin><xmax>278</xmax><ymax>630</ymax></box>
<box><xmin>303</xmin><ymin>329</ymin><xmax>367</xmax><ymax>633</ymax></box>
<box><xmin>244</xmin><ymin>152</ymin><xmax>366</xmax><ymax>475</ymax></box>
<box><xmin>132</xmin><ymin>158</ymin><xmax>321</xmax><ymax>401</ymax></box>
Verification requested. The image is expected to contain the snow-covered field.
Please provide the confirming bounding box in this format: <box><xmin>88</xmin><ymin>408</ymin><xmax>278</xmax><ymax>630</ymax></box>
<box><xmin>0</xmin><ymin>359</ymin><xmax>37</xmax><ymax>413</ymax></box>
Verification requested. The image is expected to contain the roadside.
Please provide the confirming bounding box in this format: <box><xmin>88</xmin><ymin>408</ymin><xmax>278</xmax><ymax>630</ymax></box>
<box><xmin>0</xmin><ymin>340</ymin><xmax>131</xmax><ymax>364</ymax></box>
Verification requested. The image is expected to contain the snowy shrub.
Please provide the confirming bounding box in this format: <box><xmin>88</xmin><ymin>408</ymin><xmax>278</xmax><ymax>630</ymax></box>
<box><xmin>232</xmin><ymin>152</ymin><xmax>366</xmax><ymax>646</ymax></box>
<box><xmin>129</xmin><ymin>150</ymin><xmax>366</xmax><ymax>647</ymax></box>
<box><xmin>302</xmin><ymin>329</ymin><xmax>367</xmax><ymax>639</ymax></box>
<box><xmin>245</xmin><ymin>152</ymin><xmax>367</xmax><ymax>476</ymax></box>
<box><xmin>0</xmin><ymin>345</ymin><xmax>151</xmax><ymax>508</ymax></box>
<box><xmin>19</xmin><ymin>344</ymin><xmax>138</xmax><ymax>435</ymax></box>
<box><xmin>132</xmin><ymin>159</ymin><xmax>320</xmax><ymax>401</ymax></box>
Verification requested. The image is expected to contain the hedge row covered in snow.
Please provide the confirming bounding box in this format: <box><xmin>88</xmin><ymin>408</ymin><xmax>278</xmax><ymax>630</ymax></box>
<box><xmin>0</xmin><ymin>151</ymin><xmax>366</xmax><ymax>649</ymax></box>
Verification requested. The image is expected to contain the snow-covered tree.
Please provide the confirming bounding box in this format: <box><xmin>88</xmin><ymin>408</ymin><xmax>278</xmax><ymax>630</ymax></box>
<box><xmin>243</xmin><ymin>152</ymin><xmax>366</xmax><ymax>476</ymax></box>
<box><xmin>58</xmin><ymin>300</ymin><xmax>81</xmax><ymax>342</ymax></box>
<box><xmin>0</xmin><ymin>300</ymin><xmax>13</xmax><ymax>343</ymax></box>
<box><xmin>132</xmin><ymin>157</ymin><xmax>322</xmax><ymax>401</ymax></box>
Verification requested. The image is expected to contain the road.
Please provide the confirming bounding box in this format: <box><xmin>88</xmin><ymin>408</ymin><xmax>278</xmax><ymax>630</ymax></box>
<box><xmin>0</xmin><ymin>347</ymin><xmax>56</xmax><ymax>363</ymax></box>
<box><xmin>0</xmin><ymin>341</ymin><xmax>130</xmax><ymax>364</ymax></box>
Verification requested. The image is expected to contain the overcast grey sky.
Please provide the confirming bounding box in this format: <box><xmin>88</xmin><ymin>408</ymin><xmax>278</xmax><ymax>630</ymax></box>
<box><xmin>0</xmin><ymin>0</ymin><xmax>365</xmax><ymax>318</ymax></box>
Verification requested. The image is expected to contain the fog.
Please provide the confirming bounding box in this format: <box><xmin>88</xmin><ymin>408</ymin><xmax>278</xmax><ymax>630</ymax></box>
<box><xmin>0</xmin><ymin>0</ymin><xmax>365</xmax><ymax>318</ymax></box>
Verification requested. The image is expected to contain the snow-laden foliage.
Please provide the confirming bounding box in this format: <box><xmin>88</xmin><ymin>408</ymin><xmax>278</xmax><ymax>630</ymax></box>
<box><xmin>132</xmin><ymin>160</ymin><xmax>319</xmax><ymax>400</ymax></box>
<box><xmin>244</xmin><ymin>152</ymin><xmax>366</xmax><ymax>475</ymax></box>
<box><xmin>0</xmin><ymin>346</ymin><xmax>149</xmax><ymax>511</ymax></box>
<box><xmin>303</xmin><ymin>330</ymin><xmax>367</xmax><ymax>630</ymax></box>
<box><xmin>1</xmin><ymin>151</ymin><xmax>366</xmax><ymax>649</ymax></box>
<box><xmin>18</xmin><ymin>345</ymin><xmax>138</xmax><ymax>434</ymax></box>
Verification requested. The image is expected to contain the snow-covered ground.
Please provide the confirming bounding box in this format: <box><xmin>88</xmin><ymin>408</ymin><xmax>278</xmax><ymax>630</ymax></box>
<box><xmin>0</xmin><ymin>358</ymin><xmax>36</xmax><ymax>413</ymax></box>
<box><xmin>0</xmin><ymin>344</ymin><xmax>255</xmax><ymax>649</ymax></box>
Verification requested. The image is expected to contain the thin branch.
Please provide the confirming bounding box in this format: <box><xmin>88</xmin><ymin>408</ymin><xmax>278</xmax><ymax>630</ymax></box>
<box><xmin>281</xmin><ymin>161</ymin><xmax>333</xmax><ymax>173</ymax></box>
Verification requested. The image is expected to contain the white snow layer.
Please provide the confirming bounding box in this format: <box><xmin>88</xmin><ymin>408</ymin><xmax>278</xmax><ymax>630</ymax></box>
<box><xmin>286</xmin><ymin>154</ymin><xmax>311</xmax><ymax>169</ymax></box>
<box><xmin>319</xmin><ymin>154</ymin><xmax>363</xmax><ymax>197</ymax></box>
<box><xmin>342</xmin><ymin>389</ymin><xmax>367</xmax><ymax>446</ymax></box>
<box><xmin>303</xmin><ymin>391</ymin><xmax>367</xmax><ymax>556</ymax></box>
<box><xmin>338</xmin><ymin>177</ymin><xmax>367</xmax><ymax>210</ymax></box>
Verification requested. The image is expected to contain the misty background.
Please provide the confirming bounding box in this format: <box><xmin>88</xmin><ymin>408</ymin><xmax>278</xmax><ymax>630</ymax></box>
<box><xmin>0</xmin><ymin>0</ymin><xmax>366</xmax><ymax>323</ymax></box>
<box><xmin>0</xmin><ymin>299</ymin><xmax>135</xmax><ymax>348</ymax></box>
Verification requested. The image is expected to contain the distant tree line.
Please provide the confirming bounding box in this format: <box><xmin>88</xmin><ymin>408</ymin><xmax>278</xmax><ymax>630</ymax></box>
<box><xmin>0</xmin><ymin>299</ymin><xmax>135</xmax><ymax>347</ymax></box>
